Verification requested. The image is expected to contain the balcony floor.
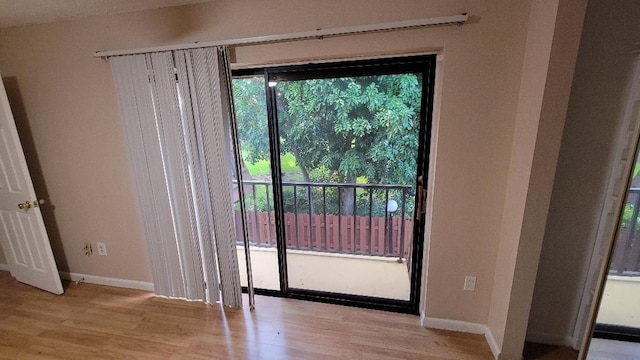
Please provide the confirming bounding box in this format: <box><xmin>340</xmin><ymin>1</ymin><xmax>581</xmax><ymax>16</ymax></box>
<box><xmin>597</xmin><ymin>275</ymin><xmax>640</xmax><ymax>328</ymax></box>
<box><xmin>238</xmin><ymin>246</ymin><xmax>411</xmax><ymax>300</ymax></box>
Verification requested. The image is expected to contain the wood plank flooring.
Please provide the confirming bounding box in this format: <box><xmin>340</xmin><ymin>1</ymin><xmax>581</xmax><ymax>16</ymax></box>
<box><xmin>0</xmin><ymin>271</ymin><xmax>495</xmax><ymax>359</ymax></box>
<box><xmin>0</xmin><ymin>271</ymin><xmax>578</xmax><ymax>359</ymax></box>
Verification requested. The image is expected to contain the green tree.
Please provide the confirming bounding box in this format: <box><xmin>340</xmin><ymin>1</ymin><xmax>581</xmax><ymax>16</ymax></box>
<box><xmin>232</xmin><ymin>77</ymin><xmax>270</xmax><ymax>164</ymax></box>
<box><xmin>233</xmin><ymin>74</ymin><xmax>422</xmax><ymax>215</ymax></box>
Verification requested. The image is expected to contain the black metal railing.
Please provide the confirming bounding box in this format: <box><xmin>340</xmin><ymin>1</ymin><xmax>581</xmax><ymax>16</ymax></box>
<box><xmin>610</xmin><ymin>188</ymin><xmax>640</xmax><ymax>275</ymax></box>
<box><xmin>233</xmin><ymin>179</ymin><xmax>414</xmax><ymax>260</ymax></box>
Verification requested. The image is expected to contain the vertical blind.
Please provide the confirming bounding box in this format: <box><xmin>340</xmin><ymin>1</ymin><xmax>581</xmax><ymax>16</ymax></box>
<box><xmin>110</xmin><ymin>47</ymin><xmax>244</xmax><ymax>307</ymax></box>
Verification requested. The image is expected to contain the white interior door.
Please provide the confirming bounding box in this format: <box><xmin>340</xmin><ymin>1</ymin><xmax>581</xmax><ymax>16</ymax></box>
<box><xmin>0</xmin><ymin>75</ymin><xmax>63</xmax><ymax>295</ymax></box>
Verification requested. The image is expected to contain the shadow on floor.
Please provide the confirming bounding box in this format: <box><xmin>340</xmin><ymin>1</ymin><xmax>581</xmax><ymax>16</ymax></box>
<box><xmin>523</xmin><ymin>342</ymin><xmax>578</xmax><ymax>360</ymax></box>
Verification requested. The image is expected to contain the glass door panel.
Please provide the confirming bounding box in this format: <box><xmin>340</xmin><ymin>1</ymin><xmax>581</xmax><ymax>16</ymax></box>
<box><xmin>232</xmin><ymin>75</ymin><xmax>279</xmax><ymax>291</ymax></box>
<box><xmin>593</xmin><ymin>164</ymin><xmax>640</xmax><ymax>339</ymax></box>
<box><xmin>272</xmin><ymin>72</ymin><xmax>424</xmax><ymax>301</ymax></box>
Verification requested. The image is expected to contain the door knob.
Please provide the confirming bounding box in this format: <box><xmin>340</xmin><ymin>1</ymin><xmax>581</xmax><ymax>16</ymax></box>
<box><xmin>18</xmin><ymin>199</ymin><xmax>45</xmax><ymax>210</ymax></box>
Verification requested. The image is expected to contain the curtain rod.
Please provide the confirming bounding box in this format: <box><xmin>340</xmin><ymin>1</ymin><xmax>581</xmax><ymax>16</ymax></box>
<box><xmin>94</xmin><ymin>13</ymin><xmax>468</xmax><ymax>58</ymax></box>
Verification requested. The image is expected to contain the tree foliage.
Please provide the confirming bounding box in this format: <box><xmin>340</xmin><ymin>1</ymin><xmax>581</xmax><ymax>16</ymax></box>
<box><xmin>275</xmin><ymin>74</ymin><xmax>422</xmax><ymax>187</ymax></box>
<box><xmin>234</xmin><ymin>74</ymin><xmax>422</xmax><ymax>184</ymax></box>
<box><xmin>232</xmin><ymin>74</ymin><xmax>423</xmax><ymax>215</ymax></box>
<box><xmin>232</xmin><ymin>77</ymin><xmax>270</xmax><ymax>164</ymax></box>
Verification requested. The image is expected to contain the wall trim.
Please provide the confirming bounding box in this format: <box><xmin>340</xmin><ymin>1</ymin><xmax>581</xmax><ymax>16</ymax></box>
<box><xmin>423</xmin><ymin>316</ymin><xmax>486</xmax><ymax>334</ymax></box>
<box><xmin>59</xmin><ymin>271</ymin><xmax>154</xmax><ymax>292</ymax></box>
<box><xmin>526</xmin><ymin>331</ymin><xmax>574</xmax><ymax>348</ymax></box>
<box><xmin>0</xmin><ymin>265</ymin><xmax>154</xmax><ymax>292</ymax></box>
<box><xmin>422</xmin><ymin>317</ymin><xmax>501</xmax><ymax>359</ymax></box>
<box><xmin>485</xmin><ymin>328</ymin><xmax>501</xmax><ymax>360</ymax></box>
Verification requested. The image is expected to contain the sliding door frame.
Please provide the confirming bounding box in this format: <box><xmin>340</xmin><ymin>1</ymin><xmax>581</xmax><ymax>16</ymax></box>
<box><xmin>235</xmin><ymin>55</ymin><xmax>436</xmax><ymax>314</ymax></box>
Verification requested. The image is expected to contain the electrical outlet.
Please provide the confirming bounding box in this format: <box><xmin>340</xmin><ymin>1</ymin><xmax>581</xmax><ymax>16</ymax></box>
<box><xmin>83</xmin><ymin>243</ymin><xmax>92</xmax><ymax>256</ymax></box>
<box><xmin>96</xmin><ymin>242</ymin><xmax>107</xmax><ymax>256</ymax></box>
<box><xmin>464</xmin><ymin>276</ymin><xmax>476</xmax><ymax>291</ymax></box>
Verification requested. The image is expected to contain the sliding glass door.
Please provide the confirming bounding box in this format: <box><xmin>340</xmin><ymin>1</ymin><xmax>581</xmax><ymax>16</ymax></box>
<box><xmin>232</xmin><ymin>75</ymin><xmax>280</xmax><ymax>291</ymax></box>
<box><xmin>233</xmin><ymin>55</ymin><xmax>436</xmax><ymax>313</ymax></box>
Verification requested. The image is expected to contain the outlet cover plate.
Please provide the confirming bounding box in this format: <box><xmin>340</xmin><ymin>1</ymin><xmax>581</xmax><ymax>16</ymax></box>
<box><xmin>464</xmin><ymin>276</ymin><xmax>476</xmax><ymax>291</ymax></box>
<box><xmin>96</xmin><ymin>242</ymin><xmax>107</xmax><ymax>256</ymax></box>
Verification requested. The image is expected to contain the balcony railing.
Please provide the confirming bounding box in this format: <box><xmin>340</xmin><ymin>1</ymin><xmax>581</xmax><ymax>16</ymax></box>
<box><xmin>610</xmin><ymin>188</ymin><xmax>640</xmax><ymax>275</ymax></box>
<box><xmin>234</xmin><ymin>180</ymin><xmax>414</xmax><ymax>261</ymax></box>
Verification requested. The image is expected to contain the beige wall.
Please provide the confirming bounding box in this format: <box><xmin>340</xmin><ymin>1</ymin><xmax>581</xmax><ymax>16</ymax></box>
<box><xmin>486</xmin><ymin>1</ymin><xmax>586</xmax><ymax>357</ymax></box>
<box><xmin>528</xmin><ymin>0</ymin><xmax>640</xmax><ymax>345</ymax></box>
<box><xmin>487</xmin><ymin>1</ymin><xmax>560</xmax><ymax>353</ymax></box>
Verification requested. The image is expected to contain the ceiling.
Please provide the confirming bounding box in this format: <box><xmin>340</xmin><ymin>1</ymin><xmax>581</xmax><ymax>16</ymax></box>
<box><xmin>0</xmin><ymin>0</ymin><xmax>213</xmax><ymax>28</ymax></box>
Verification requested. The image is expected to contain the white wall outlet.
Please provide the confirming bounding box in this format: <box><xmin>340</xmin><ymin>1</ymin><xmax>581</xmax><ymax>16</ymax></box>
<box><xmin>464</xmin><ymin>276</ymin><xmax>476</xmax><ymax>291</ymax></box>
<box><xmin>96</xmin><ymin>242</ymin><xmax>108</xmax><ymax>256</ymax></box>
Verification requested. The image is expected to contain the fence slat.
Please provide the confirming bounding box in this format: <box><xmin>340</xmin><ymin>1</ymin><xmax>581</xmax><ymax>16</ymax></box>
<box><xmin>359</xmin><ymin>216</ymin><xmax>367</xmax><ymax>253</ymax></box>
<box><xmin>331</xmin><ymin>215</ymin><xmax>339</xmax><ymax>250</ymax></box>
<box><xmin>404</xmin><ymin>220</ymin><xmax>412</xmax><ymax>258</ymax></box>
<box><xmin>314</xmin><ymin>215</ymin><xmax>323</xmax><ymax>249</ymax></box>
<box><xmin>376</xmin><ymin>217</ymin><xmax>385</xmax><ymax>254</ymax></box>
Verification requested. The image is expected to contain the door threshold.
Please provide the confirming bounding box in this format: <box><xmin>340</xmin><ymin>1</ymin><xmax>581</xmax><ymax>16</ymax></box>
<box><xmin>242</xmin><ymin>286</ymin><xmax>418</xmax><ymax>314</ymax></box>
<box><xmin>594</xmin><ymin>323</ymin><xmax>640</xmax><ymax>343</ymax></box>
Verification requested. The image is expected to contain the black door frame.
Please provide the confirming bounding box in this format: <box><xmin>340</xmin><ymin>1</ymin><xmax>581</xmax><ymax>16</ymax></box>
<box><xmin>235</xmin><ymin>55</ymin><xmax>436</xmax><ymax>314</ymax></box>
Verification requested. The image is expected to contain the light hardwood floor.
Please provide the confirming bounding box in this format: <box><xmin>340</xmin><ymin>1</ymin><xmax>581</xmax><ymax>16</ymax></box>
<box><xmin>0</xmin><ymin>271</ymin><xmax>579</xmax><ymax>359</ymax></box>
<box><xmin>0</xmin><ymin>271</ymin><xmax>495</xmax><ymax>359</ymax></box>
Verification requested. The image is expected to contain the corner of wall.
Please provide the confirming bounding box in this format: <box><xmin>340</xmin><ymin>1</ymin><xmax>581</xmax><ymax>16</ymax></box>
<box><xmin>485</xmin><ymin>327</ymin><xmax>501</xmax><ymax>360</ymax></box>
<box><xmin>422</xmin><ymin>317</ymin><xmax>501</xmax><ymax>359</ymax></box>
<box><xmin>525</xmin><ymin>331</ymin><xmax>574</xmax><ymax>348</ymax></box>
<box><xmin>487</xmin><ymin>0</ymin><xmax>587</xmax><ymax>358</ymax></box>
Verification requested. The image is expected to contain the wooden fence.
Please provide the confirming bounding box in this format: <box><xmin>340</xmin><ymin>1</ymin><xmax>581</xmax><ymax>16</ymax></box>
<box><xmin>235</xmin><ymin>211</ymin><xmax>413</xmax><ymax>258</ymax></box>
<box><xmin>610</xmin><ymin>227</ymin><xmax>640</xmax><ymax>275</ymax></box>
<box><xmin>610</xmin><ymin>189</ymin><xmax>640</xmax><ymax>275</ymax></box>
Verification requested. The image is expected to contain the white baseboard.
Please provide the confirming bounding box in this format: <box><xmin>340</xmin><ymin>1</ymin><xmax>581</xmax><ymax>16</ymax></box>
<box><xmin>423</xmin><ymin>316</ymin><xmax>487</xmax><ymax>334</ymax></box>
<box><xmin>485</xmin><ymin>328</ymin><xmax>501</xmax><ymax>360</ymax></box>
<box><xmin>526</xmin><ymin>331</ymin><xmax>574</xmax><ymax>347</ymax></box>
<box><xmin>0</xmin><ymin>265</ymin><xmax>153</xmax><ymax>292</ymax></box>
<box><xmin>422</xmin><ymin>317</ymin><xmax>501</xmax><ymax>359</ymax></box>
<box><xmin>59</xmin><ymin>271</ymin><xmax>154</xmax><ymax>292</ymax></box>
